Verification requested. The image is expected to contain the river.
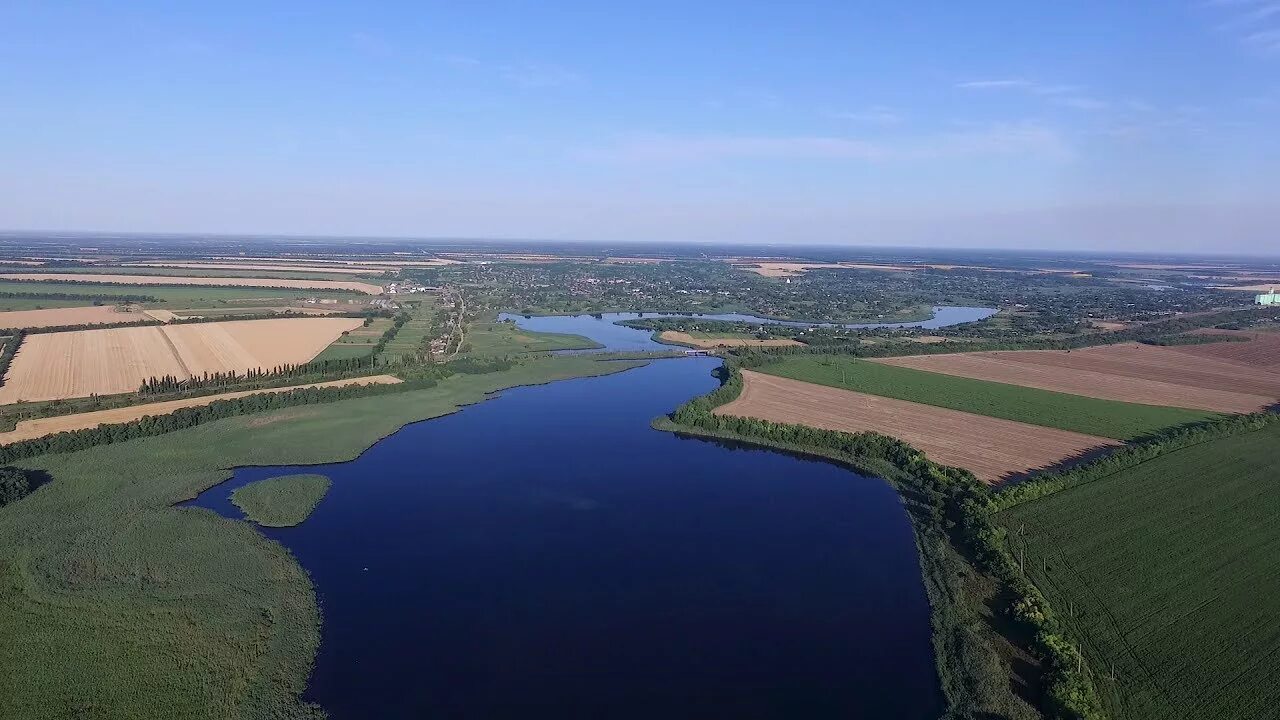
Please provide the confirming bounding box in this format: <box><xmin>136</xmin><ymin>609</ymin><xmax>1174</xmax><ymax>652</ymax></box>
<box><xmin>499</xmin><ymin>305</ymin><xmax>997</xmax><ymax>351</ymax></box>
<box><xmin>188</xmin><ymin>307</ymin><xmax>995</xmax><ymax>718</ymax></box>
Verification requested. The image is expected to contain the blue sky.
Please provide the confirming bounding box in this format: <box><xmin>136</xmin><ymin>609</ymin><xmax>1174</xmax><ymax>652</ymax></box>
<box><xmin>2</xmin><ymin>1</ymin><xmax>1277</xmax><ymax>252</ymax></box>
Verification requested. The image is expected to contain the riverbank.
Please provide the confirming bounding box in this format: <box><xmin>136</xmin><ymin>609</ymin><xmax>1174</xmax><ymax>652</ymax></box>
<box><xmin>0</xmin><ymin>355</ymin><xmax>648</xmax><ymax>719</ymax></box>
<box><xmin>650</xmin><ymin>410</ymin><xmax>1044</xmax><ymax>719</ymax></box>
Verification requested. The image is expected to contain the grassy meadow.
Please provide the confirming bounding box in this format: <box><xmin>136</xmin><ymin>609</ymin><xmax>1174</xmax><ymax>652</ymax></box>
<box><xmin>997</xmin><ymin>421</ymin><xmax>1280</xmax><ymax>720</ymax></box>
<box><xmin>231</xmin><ymin>474</ymin><xmax>331</xmax><ymax>527</ymax></box>
<box><xmin>0</xmin><ymin>297</ymin><xmax>116</xmax><ymax>311</ymax></box>
<box><xmin>0</xmin><ymin>354</ymin><xmax>646</xmax><ymax>719</ymax></box>
<box><xmin>463</xmin><ymin>318</ymin><xmax>601</xmax><ymax>356</ymax></box>
<box><xmin>759</xmin><ymin>355</ymin><xmax>1218</xmax><ymax>440</ymax></box>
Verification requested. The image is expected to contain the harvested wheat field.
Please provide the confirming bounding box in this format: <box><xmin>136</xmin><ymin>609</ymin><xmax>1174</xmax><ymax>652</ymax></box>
<box><xmin>0</xmin><ymin>305</ymin><xmax>148</xmax><ymax>330</ymax></box>
<box><xmin>718</xmin><ymin>371</ymin><xmax>1118</xmax><ymax>483</ymax></box>
<box><xmin>0</xmin><ymin>375</ymin><xmax>401</xmax><ymax>444</ymax></box>
<box><xmin>0</xmin><ymin>273</ymin><xmax>383</xmax><ymax>295</ymax></box>
<box><xmin>659</xmin><ymin>331</ymin><xmax>802</xmax><ymax>348</ymax></box>
<box><xmin>874</xmin><ymin>344</ymin><xmax>1280</xmax><ymax>413</ymax></box>
<box><xmin>0</xmin><ymin>317</ymin><xmax>364</xmax><ymax>403</ymax></box>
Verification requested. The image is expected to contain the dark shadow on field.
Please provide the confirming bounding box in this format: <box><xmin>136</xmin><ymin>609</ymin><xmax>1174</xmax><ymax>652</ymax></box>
<box><xmin>982</xmin><ymin>588</ymin><xmax>1044</xmax><ymax>709</ymax></box>
<box><xmin>25</xmin><ymin>468</ymin><xmax>53</xmax><ymax>493</ymax></box>
<box><xmin>996</xmin><ymin>444</ymin><xmax>1120</xmax><ymax>486</ymax></box>
<box><xmin>998</xmin><ymin>413</ymin><xmax>1264</xmax><ymax>487</ymax></box>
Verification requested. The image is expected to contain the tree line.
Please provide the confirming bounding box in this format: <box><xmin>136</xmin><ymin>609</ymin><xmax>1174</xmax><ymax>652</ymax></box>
<box><xmin>0</xmin><ymin>290</ymin><xmax>159</xmax><ymax>302</ymax></box>
<box><xmin>0</xmin><ymin>466</ymin><xmax>37</xmax><ymax>507</ymax></box>
<box><xmin>0</xmin><ymin>332</ymin><xmax>22</xmax><ymax>388</ymax></box>
<box><xmin>138</xmin><ymin>354</ymin><xmax>389</xmax><ymax>395</ymax></box>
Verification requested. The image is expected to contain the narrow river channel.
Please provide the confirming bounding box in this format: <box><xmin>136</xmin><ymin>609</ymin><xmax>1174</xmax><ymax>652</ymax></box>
<box><xmin>190</xmin><ymin>308</ymin><xmax>992</xmax><ymax>718</ymax></box>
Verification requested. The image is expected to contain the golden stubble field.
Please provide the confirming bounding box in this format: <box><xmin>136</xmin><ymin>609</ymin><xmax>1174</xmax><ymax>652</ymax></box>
<box><xmin>0</xmin><ymin>317</ymin><xmax>364</xmax><ymax>403</ymax></box>
<box><xmin>0</xmin><ymin>305</ymin><xmax>148</xmax><ymax>329</ymax></box>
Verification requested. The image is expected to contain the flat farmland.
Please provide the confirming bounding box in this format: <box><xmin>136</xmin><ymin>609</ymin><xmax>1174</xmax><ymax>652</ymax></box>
<box><xmin>0</xmin><ymin>375</ymin><xmax>401</xmax><ymax>444</ymax></box>
<box><xmin>998</xmin><ymin>421</ymin><xmax>1280</xmax><ymax>719</ymax></box>
<box><xmin>760</xmin><ymin>355</ymin><xmax>1215</xmax><ymax>440</ymax></box>
<box><xmin>0</xmin><ymin>280</ymin><xmax>355</xmax><ymax>306</ymax></box>
<box><xmin>717</xmin><ymin>370</ymin><xmax>1118</xmax><ymax>483</ymax></box>
<box><xmin>1171</xmin><ymin>329</ymin><xmax>1280</xmax><ymax>370</ymax></box>
<box><xmin>0</xmin><ymin>305</ymin><xmax>149</xmax><ymax>330</ymax></box>
<box><xmin>0</xmin><ymin>273</ymin><xmax>383</xmax><ymax>295</ymax></box>
<box><xmin>122</xmin><ymin>262</ymin><xmax>391</xmax><ymax>275</ymax></box>
<box><xmin>874</xmin><ymin>344</ymin><xmax>1280</xmax><ymax>413</ymax></box>
<box><xmin>0</xmin><ymin>317</ymin><xmax>363</xmax><ymax>403</ymax></box>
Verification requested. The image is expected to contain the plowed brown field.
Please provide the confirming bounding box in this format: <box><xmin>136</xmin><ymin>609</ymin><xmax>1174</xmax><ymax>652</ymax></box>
<box><xmin>1170</xmin><ymin>330</ymin><xmax>1280</xmax><ymax>370</ymax></box>
<box><xmin>0</xmin><ymin>273</ymin><xmax>383</xmax><ymax>294</ymax></box>
<box><xmin>0</xmin><ymin>375</ymin><xmax>401</xmax><ymax>444</ymax></box>
<box><xmin>873</xmin><ymin>344</ymin><xmax>1280</xmax><ymax>413</ymax></box>
<box><xmin>0</xmin><ymin>305</ymin><xmax>148</xmax><ymax>329</ymax></box>
<box><xmin>0</xmin><ymin>317</ymin><xmax>364</xmax><ymax>403</ymax></box>
<box><xmin>717</xmin><ymin>371</ymin><xmax>1118</xmax><ymax>483</ymax></box>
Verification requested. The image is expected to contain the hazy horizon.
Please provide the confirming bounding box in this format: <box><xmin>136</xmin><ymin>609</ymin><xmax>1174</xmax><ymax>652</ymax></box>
<box><xmin>3</xmin><ymin>2</ymin><xmax>1277</xmax><ymax>253</ymax></box>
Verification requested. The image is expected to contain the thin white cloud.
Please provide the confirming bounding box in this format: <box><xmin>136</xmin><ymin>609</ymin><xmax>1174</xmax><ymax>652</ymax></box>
<box><xmin>587</xmin><ymin>135</ymin><xmax>889</xmax><ymax>163</ymax></box>
<box><xmin>957</xmin><ymin>78</ymin><xmax>1106</xmax><ymax>110</ymax></box>
<box><xmin>1207</xmin><ymin>0</ymin><xmax>1280</xmax><ymax>54</ymax></box>
<box><xmin>1244</xmin><ymin>27</ymin><xmax>1280</xmax><ymax>52</ymax></box>
<box><xmin>499</xmin><ymin>63</ymin><xmax>581</xmax><ymax>89</ymax></box>
<box><xmin>584</xmin><ymin>122</ymin><xmax>1071</xmax><ymax>165</ymax></box>
<box><xmin>956</xmin><ymin>79</ymin><xmax>1035</xmax><ymax>90</ymax></box>
<box><xmin>831</xmin><ymin>106</ymin><xmax>903</xmax><ymax>125</ymax></box>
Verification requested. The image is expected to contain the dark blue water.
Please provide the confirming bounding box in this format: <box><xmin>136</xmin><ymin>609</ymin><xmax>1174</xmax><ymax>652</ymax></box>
<box><xmin>191</xmin><ymin>357</ymin><xmax>943</xmax><ymax>719</ymax></box>
<box><xmin>499</xmin><ymin>304</ymin><xmax>996</xmax><ymax>351</ymax></box>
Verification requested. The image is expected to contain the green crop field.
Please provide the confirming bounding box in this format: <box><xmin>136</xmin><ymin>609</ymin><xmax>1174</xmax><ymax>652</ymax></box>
<box><xmin>997</xmin><ymin>421</ymin><xmax>1280</xmax><ymax>720</ymax></box>
<box><xmin>760</xmin><ymin>356</ymin><xmax>1217</xmax><ymax>440</ymax></box>
<box><xmin>312</xmin><ymin>317</ymin><xmax>394</xmax><ymax>361</ymax></box>
<box><xmin>0</xmin><ymin>355</ymin><xmax>646</xmax><ymax>719</ymax></box>
<box><xmin>0</xmin><ymin>297</ymin><xmax>113</xmax><ymax>311</ymax></box>
<box><xmin>231</xmin><ymin>474</ymin><xmax>331</xmax><ymax>527</ymax></box>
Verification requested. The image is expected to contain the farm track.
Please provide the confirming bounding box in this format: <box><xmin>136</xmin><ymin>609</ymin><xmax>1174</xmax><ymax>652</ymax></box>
<box><xmin>874</xmin><ymin>344</ymin><xmax>1280</xmax><ymax>413</ymax></box>
<box><xmin>717</xmin><ymin>370</ymin><xmax>1119</xmax><ymax>483</ymax></box>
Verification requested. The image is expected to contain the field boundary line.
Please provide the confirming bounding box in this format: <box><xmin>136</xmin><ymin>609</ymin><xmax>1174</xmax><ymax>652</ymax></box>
<box><xmin>156</xmin><ymin>326</ymin><xmax>193</xmax><ymax>377</ymax></box>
